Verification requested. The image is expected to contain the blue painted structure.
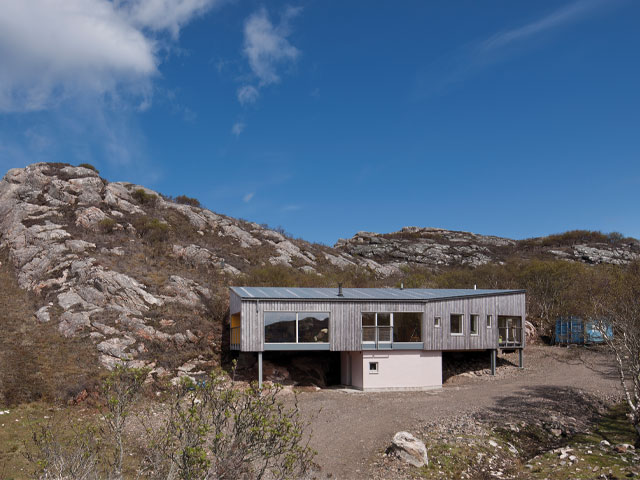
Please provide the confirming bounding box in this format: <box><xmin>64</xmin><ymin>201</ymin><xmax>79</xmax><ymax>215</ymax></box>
<box><xmin>554</xmin><ymin>317</ymin><xmax>612</xmax><ymax>345</ymax></box>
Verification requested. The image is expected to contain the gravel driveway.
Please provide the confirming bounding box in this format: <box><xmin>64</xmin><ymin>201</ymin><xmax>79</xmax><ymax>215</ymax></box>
<box><xmin>293</xmin><ymin>345</ymin><xmax>621</xmax><ymax>478</ymax></box>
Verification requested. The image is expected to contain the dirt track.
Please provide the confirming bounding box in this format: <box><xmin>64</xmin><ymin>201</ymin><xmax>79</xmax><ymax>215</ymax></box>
<box><xmin>294</xmin><ymin>345</ymin><xmax>621</xmax><ymax>479</ymax></box>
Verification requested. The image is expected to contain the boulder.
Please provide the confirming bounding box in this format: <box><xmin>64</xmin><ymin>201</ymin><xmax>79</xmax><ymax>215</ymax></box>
<box><xmin>389</xmin><ymin>431</ymin><xmax>429</xmax><ymax>467</ymax></box>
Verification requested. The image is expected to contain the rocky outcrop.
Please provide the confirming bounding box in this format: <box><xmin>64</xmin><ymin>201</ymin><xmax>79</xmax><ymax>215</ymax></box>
<box><xmin>336</xmin><ymin>226</ymin><xmax>640</xmax><ymax>269</ymax></box>
<box><xmin>0</xmin><ymin>162</ymin><xmax>359</xmax><ymax>375</ymax></box>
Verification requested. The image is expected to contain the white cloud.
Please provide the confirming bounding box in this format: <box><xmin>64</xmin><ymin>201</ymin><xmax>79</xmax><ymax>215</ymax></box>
<box><xmin>124</xmin><ymin>0</ymin><xmax>222</xmax><ymax>38</ymax></box>
<box><xmin>237</xmin><ymin>85</ymin><xmax>260</xmax><ymax>105</ymax></box>
<box><xmin>231</xmin><ymin>122</ymin><xmax>245</xmax><ymax>136</ymax></box>
<box><xmin>478</xmin><ymin>0</ymin><xmax>605</xmax><ymax>53</ymax></box>
<box><xmin>243</xmin><ymin>192</ymin><xmax>254</xmax><ymax>203</ymax></box>
<box><xmin>243</xmin><ymin>6</ymin><xmax>301</xmax><ymax>86</ymax></box>
<box><xmin>0</xmin><ymin>0</ymin><xmax>219</xmax><ymax>112</ymax></box>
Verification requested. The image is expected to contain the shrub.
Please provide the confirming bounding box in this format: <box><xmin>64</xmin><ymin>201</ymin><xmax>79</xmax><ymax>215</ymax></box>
<box><xmin>132</xmin><ymin>217</ymin><xmax>170</xmax><ymax>244</ymax></box>
<box><xmin>138</xmin><ymin>370</ymin><xmax>316</xmax><ymax>479</ymax></box>
<box><xmin>27</xmin><ymin>367</ymin><xmax>316</xmax><ymax>480</ymax></box>
<box><xmin>78</xmin><ymin>163</ymin><xmax>99</xmax><ymax>173</ymax></box>
<box><xmin>98</xmin><ymin>218</ymin><xmax>117</xmax><ymax>234</ymax></box>
<box><xmin>174</xmin><ymin>195</ymin><xmax>201</xmax><ymax>208</ymax></box>
<box><xmin>132</xmin><ymin>189</ymin><xmax>158</xmax><ymax>206</ymax></box>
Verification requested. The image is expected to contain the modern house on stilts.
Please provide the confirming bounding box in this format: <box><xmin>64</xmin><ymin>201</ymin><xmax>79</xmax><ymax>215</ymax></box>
<box><xmin>229</xmin><ymin>286</ymin><xmax>525</xmax><ymax>390</ymax></box>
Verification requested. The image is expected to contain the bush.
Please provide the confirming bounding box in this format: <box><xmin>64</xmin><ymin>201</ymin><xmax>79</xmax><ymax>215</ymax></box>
<box><xmin>132</xmin><ymin>217</ymin><xmax>170</xmax><ymax>244</ymax></box>
<box><xmin>132</xmin><ymin>189</ymin><xmax>158</xmax><ymax>206</ymax></box>
<box><xmin>78</xmin><ymin>163</ymin><xmax>99</xmax><ymax>173</ymax></box>
<box><xmin>27</xmin><ymin>367</ymin><xmax>316</xmax><ymax>480</ymax></box>
<box><xmin>139</xmin><ymin>370</ymin><xmax>316</xmax><ymax>479</ymax></box>
<box><xmin>98</xmin><ymin>218</ymin><xmax>117</xmax><ymax>234</ymax></box>
<box><xmin>174</xmin><ymin>195</ymin><xmax>201</xmax><ymax>208</ymax></box>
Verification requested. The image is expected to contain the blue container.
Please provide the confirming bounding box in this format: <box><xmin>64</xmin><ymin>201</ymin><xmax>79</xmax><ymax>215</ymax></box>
<box><xmin>554</xmin><ymin>317</ymin><xmax>612</xmax><ymax>344</ymax></box>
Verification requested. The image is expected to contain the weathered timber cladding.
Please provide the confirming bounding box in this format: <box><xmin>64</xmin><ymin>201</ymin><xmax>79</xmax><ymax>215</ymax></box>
<box><xmin>235</xmin><ymin>292</ymin><xmax>525</xmax><ymax>352</ymax></box>
<box><xmin>424</xmin><ymin>293</ymin><xmax>525</xmax><ymax>350</ymax></box>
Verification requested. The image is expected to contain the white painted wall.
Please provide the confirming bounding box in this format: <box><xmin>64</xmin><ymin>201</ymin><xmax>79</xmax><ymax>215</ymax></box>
<box><xmin>361</xmin><ymin>350</ymin><xmax>442</xmax><ymax>391</ymax></box>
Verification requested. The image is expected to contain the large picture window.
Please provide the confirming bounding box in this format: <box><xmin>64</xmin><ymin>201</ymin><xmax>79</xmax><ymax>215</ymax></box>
<box><xmin>265</xmin><ymin>312</ymin><xmax>329</xmax><ymax>344</ymax></box>
<box><xmin>362</xmin><ymin>312</ymin><xmax>422</xmax><ymax>343</ymax></box>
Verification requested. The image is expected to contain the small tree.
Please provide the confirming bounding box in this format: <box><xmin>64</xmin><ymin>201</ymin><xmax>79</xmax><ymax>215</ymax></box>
<box><xmin>592</xmin><ymin>262</ymin><xmax>640</xmax><ymax>442</ymax></box>
<box><xmin>138</xmin><ymin>370</ymin><xmax>316</xmax><ymax>480</ymax></box>
<box><xmin>26</xmin><ymin>421</ymin><xmax>101</xmax><ymax>480</ymax></box>
<box><xmin>103</xmin><ymin>365</ymin><xmax>148</xmax><ymax>479</ymax></box>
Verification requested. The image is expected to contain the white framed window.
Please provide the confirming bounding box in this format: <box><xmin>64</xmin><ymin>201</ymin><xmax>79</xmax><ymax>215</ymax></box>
<box><xmin>450</xmin><ymin>314</ymin><xmax>464</xmax><ymax>335</ymax></box>
<box><xmin>486</xmin><ymin>314</ymin><xmax>493</xmax><ymax>328</ymax></box>
<box><xmin>362</xmin><ymin>312</ymin><xmax>422</xmax><ymax>343</ymax></box>
<box><xmin>470</xmin><ymin>314</ymin><xmax>479</xmax><ymax>336</ymax></box>
<box><xmin>369</xmin><ymin>362</ymin><xmax>379</xmax><ymax>374</ymax></box>
<box><xmin>434</xmin><ymin>316</ymin><xmax>441</xmax><ymax>328</ymax></box>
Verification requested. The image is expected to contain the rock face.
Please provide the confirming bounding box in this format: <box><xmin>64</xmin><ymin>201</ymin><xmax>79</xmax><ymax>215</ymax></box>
<box><xmin>388</xmin><ymin>431</ymin><xmax>429</xmax><ymax>467</ymax></box>
<box><xmin>336</xmin><ymin>226</ymin><xmax>640</xmax><ymax>269</ymax></box>
<box><xmin>0</xmin><ymin>163</ymin><xmax>359</xmax><ymax>374</ymax></box>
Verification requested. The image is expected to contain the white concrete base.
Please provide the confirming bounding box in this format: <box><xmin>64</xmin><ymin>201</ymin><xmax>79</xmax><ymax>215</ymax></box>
<box><xmin>341</xmin><ymin>350</ymin><xmax>442</xmax><ymax>391</ymax></box>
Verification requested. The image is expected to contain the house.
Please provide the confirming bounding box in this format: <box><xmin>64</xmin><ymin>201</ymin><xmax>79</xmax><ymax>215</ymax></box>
<box><xmin>229</xmin><ymin>286</ymin><xmax>525</xmax><ymax>391</ymax></box>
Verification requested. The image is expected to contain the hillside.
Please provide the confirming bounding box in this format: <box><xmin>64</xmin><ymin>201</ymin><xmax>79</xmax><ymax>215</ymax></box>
<box><xmin>0</xmin><ymin>162</ymin><xmax>638</xmax><ymax>403</ymax></box>
<box><xmin>0</xmin><ymin>162</ymin><xmax>378</xmax><ymax>402</ymax></box>
<box><xmin>336</xmin><ymin>226</ymin><xmax>640</xmax><ymax>270</ymax></box>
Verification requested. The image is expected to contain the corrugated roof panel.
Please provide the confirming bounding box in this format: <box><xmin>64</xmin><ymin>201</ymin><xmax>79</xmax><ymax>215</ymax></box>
<box><xmin>230</xmin><ymin>286</ymin><xmax>523</xmax><ymax>301</ymax></box>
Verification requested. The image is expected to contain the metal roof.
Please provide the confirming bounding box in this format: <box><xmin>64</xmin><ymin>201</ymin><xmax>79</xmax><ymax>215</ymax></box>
<box><xmin>230</xmin><ymin>286</ymin><xmax>524</xmax><ymax>301</ymax></box>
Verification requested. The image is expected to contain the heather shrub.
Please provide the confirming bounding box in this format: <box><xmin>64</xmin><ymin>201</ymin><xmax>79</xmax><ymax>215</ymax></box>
<box><xmin>174</xmin><ymin>195</ymin><xmax>201</xmax><ymax>208</ymax></box>
<box><xmin>98</xmin><ymin>218</ymin><xmax>117</xmax><ymax>233</ymax></box>
<box><xmin>132</xmin><ymin>189</ymin><xmax>158</xmax><ymax>206</ymax></box>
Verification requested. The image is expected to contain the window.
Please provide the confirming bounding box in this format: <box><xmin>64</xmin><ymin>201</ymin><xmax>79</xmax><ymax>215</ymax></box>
<box><xmin>486</xmin><ymin>315</ymin><xmax>493</xmax><ymax>328</ymax></box>
<box><xmin>265</xmin><ymin>312</ymin><xmax>296</xmax><ymax>343</ymax></box>
<box><xmin>362</xmin><ymin>313</ymin><xmax>376</xmax><ymax>342</ymax></box>
<box><xmin>393</xmin><ymin>312</ymin><xmax>422</xmax><ymax>342</ymax></box>
<box><xmin>450</xmin><ymin>314</ymin><xmax>463</xmax><ymax>335</ymax></box>
<box><xmin>298</xmin><ymin>312</ymin><xmax>329</xmax><ymax>343</ymax></box>
<box><xmin>265</xmin><ymin>312</ymin><xmax>329</xmax><ymax>344</ymax></box>
<box><xmin>470</xmin><ymin>314</ymin><xmax>479</xmax><ymax>335</ymax></box>
<box><xmin>369</xmin><ymin>362</ymin><xmax>378</xmax><ymax>374</ymax></box>
<box><xmin>362</xmin><ymin>312</ymin><xmax>422</xmax><ymax>343</ymax></box>
<box><xmin>434</xmin><ymin>316</ymin><xmax>441</xmax><ymax>328</ymax></box>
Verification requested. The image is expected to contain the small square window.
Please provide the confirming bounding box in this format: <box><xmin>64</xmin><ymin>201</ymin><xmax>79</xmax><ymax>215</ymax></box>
<box><xmin>486</xmin><ymin>315</ymin><xmax>493</xmax><ymax>328</ymax></box>
<box><xmin>434</xmin><ymin>316</ymin><xmax>441</xmax><ymax>328</ymax></box>
<box><xmin>369</xmin><ymin>362</ymin><xmax>378</xmax><ymax>374</ymax></box>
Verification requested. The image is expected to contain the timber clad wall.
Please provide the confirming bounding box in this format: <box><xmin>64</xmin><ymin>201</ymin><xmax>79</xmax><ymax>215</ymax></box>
<box><xmin>230</xmin><ymin>290</ymin><xmax>525</xmax><ymax>352</ymax></box>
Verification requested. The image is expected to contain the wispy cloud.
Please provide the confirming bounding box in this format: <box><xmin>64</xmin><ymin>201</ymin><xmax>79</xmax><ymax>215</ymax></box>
<box><xmin>237</xmin><ymin>85</ymin><xmax>260</xmax><ymax>105</ymax></box>
<box><xmin>243</xmin><ymin>192</ymin><xmax>255</xmax><ymax>203</ymax></box>
<box><xmin>281</xmin><ymin>204</ymin><xmax>302</xmax><ymax>212</ymax></box>
<box><xmin>231</xmin><ymin>122</ymin><xmax>245</xmax><ymax>137</ymax></box>
<box><xmin>414</xmin><ymin>0</ymin><xmax>611</xmax><ymax>99</ymax></box>
<box><xmin>236</xmin><ymin>6</ymin><xmax>301</xmax><ymax>106</ymax></box>
<box><xmin>478</xmin><ymin>0</ymin><xmax>604</xmax><ymax>53</ymax></box>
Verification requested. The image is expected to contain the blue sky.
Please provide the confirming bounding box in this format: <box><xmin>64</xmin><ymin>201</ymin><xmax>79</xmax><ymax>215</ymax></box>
<box><xmin>0</xmin><ymin>0</ymin><xmax>638</xmax><ymax>245</ymax></box>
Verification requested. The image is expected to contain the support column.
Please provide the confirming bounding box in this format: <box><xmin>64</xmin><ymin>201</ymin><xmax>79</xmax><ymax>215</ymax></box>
<box><xmin>490</xmin><ymin>349</ymin><xmax>496</xmax><ymax>376</ymax></box>
<box><xmin>258</xmin><ymin>352</ymin><xmax>263</xmax><ymax>388</ymax></box>
<box><xmin>518</xmin><ymin>349</ymin><xmax>524</xmax><ymax>369</ymax></box>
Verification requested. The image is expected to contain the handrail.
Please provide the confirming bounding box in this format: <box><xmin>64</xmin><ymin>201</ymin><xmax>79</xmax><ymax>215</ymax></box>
<box><xmin>498</xmin><ymin>326</ymin><xmax>522</xmax><ymax>346</ymax></box>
